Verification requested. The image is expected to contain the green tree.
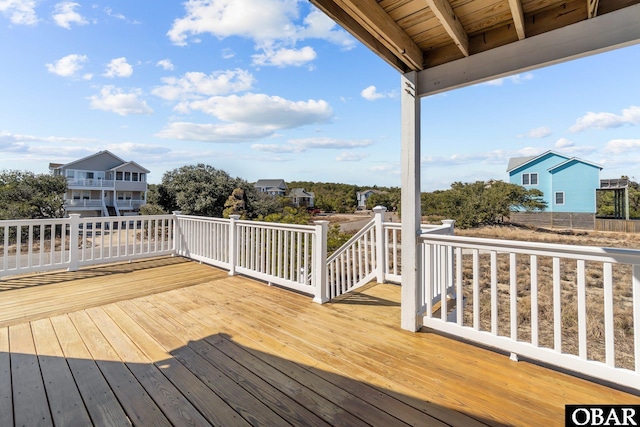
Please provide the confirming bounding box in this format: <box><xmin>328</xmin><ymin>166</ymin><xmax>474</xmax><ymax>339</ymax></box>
<box><xmin>259</xmin><ymin>206</ymin><xmax>310</xmax><ymax>225</ymax></box>
<box><xmin>0</xmin><ymin>170</ymin><xmax>67</xmax><ymax>219</ymax></box>
<box><xmin>157</xmin><ymin>164</ymin><xmax>254</xmax><ymax>218</ymax></box>
<box><xmin>365</xmin><ymin>188</ymin><xmax>401</xmax><ymax>211</ymax></box>
<box><xmin>222</xmin><ymin>188</ymin><xmax>247</xmax><ymax>218</ymax></box>
<box><xmin>422</xmin><ymin>180</ymin><xmax>546</xmax><ymax>228</ymax></box>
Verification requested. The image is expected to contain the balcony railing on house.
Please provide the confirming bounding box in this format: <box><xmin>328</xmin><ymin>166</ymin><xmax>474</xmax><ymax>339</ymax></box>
<box><xmin>65</xmin><ymin>198</ymin><xmax>104</xmax><ymax>208</ymax></box>
<box><xmin>115</xmin><ymin>199</ymin><xmax>145</xmax><ymax>209</ymax></box>
<box><xmin>0</xmin><ymin>209</ymin><xmax>638</xmax><ymax>391</ymax></box>
<box><xmin>67</xmin><ymin>178</ymin><xmax>115</xmax><ymax>188</ymax></box>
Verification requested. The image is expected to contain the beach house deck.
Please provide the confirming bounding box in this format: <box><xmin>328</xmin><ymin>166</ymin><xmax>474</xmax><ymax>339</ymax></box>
<box><xmin>1</xmin><ymin>212</ymin><xmax>639</xmax><ymax>425</ymax></box>
<box><xmin>1</xmin><ymin>256</ymin><xmax>639</xmax><ymax>426</ymax></box>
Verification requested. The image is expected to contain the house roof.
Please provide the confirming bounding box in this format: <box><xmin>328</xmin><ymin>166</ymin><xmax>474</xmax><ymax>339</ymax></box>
<box><xmin>254</xmin><ymin>179</ymin><xmax>287</xmax><ymax>189</ymax></box>
<box><xmin>507</xmin><ymin>150</ymin><xmax>602</xmax><ymax>174</ymax></box>
<box><xmin>548</xmin><ymin>157</ymin><xmax>603</xmax><ymax>172</ymax></box>
<box><xmin>108</xmin><ymin>161</ymin><xmax>151</xmax><ymax>174</ymax></box>
<box><xmin>310</xmin><ymin>1</ymin><xmax>640</xmax><ymax>95</ymax></box>
<box><xmin>289</xmin><ymin>188</ymin><xmax>315</xmax><ymax>198</ymax></box>
<box><xmin>52</xmin><ymin>150</ymin><xmax>126</xmax><ymax>170</ymax></box>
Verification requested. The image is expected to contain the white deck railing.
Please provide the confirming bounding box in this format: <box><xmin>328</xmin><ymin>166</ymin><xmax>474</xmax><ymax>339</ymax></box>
<box><xmin>418</xmin><ymin>233</ymin><xmax>640</xmax><ymax>391</ymax></box>
<box><xmin>1</xmin><ymin>210</ymin><xmax>637</xmax><ymax>391</ymax></box>
<box><xmin>0</xmin><ymin>214</ymin><xmax>174</xmax><ymax>276</ymax></box>
<box><xmin>326</xmin><ymin>207</ymin><xmax>455</xmax><ymax>299</ymax></box>
<box><xmin>174</xmin><ymin>214</ymin><xmax>329</xmax><ymax>302</ymax></box>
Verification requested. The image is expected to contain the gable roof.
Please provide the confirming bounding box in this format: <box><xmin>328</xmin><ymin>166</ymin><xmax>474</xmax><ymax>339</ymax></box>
<box><xmin>289</xmin><ymin>188</ymin><xmax>314</xmax><ymax>198</ymax></box>
<box><xmin>52</xmin><ymin>150</ymin><xmax>126</xmax><ymax>170</ymax></box>
<box><xmin>548</xmin><ymin>157</ymin><xmax>603</xmax><ymax>172</ymax></box>
<box><xmin>506</xmin><ymin>151</ymin><xmax>569</xmax><ymax>173</ymax></box>
<box><xmin>254</xmin><ymin>179</ymin><xmax>287</xmax><ymax>189</ymax></box>
<box><xmin>507</xmin><ymin>150</ymin><xmax>602</xmax><ymax>174</ymax></box>
<box><xmin>109</xmin><ymin>161</ymin><xmax>151</xmax><ymax>174</ymax></box>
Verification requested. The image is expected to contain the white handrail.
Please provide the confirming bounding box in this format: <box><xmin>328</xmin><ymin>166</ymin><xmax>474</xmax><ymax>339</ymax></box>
<box><xmin>418</xmin><ymin>233</ymin><xmax>640</xmax><ymax>391</ymax></box>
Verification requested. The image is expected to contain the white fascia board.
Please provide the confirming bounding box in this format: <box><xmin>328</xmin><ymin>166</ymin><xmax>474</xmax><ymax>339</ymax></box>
<box><xmin>417</xmin><ymin>3</ymin><xmax>640</xmax><ymax>97</ymax></box>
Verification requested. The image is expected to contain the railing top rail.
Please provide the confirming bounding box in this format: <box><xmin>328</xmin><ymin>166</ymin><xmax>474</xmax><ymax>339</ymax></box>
<box><xmin>327</xmin><ymin>218</ymin><xmax>376</xmax><ymax>264</ymax></box>
<box><xmin>175</xmin><ymin>214</ymin><xmax>229</xmax><ymax>223</ymax></box>
<box><xmin>420</xmin><ymin>233</ymin><xmax>640</xmax><ymax>264</ymax></box>
<box><xmin>236</xmin><ymin>219</ymin><xmax>316</xmax><ymax>232</ymax></box>
<box><xmin>0</xmin><ymin>217</ymin><xmax>71</xmax><ymax>227</ymax></box>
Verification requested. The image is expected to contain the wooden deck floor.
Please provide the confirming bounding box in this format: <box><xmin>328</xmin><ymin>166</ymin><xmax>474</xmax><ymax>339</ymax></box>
<box><xmin>0</xmin><ymin>256</ymin><xmax>638</xmax><ymax>426</ymax></box>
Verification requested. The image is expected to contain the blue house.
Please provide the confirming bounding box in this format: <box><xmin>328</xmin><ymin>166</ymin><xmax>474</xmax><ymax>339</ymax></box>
<box><xmin>507</xmin><ymin>151</ymin><xmax>602</xmax><ymax>213</ymax></box>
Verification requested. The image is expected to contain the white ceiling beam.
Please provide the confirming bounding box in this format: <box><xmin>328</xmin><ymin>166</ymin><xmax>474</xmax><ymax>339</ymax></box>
<box><xmin>508</xmin><ymin>0</ymin><xmax>526</xmax><ymax>39</ymax></box>
<box><xmin>588</xmin><ymin>0</ymin><xmax>600</xmax><ymax>18</ymax></box>
<box><xmin>424</xmin><ymin>0</ymin><xmax>470</xmax><ymax>56</ymax></box>
<box><xmin>416</xmin><ymin>3</ymin><xmax>640</xmax><ymax>97</ymax></box>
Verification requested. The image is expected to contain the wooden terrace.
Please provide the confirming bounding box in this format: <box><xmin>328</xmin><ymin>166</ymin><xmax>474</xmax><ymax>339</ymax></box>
<box><xmin>1</xmin><ymin>256</ymin><xmax>638</xmax><ymax>426</ymax></box>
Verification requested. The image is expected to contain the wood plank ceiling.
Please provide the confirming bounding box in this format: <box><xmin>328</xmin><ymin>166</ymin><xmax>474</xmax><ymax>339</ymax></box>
<box><xmin>310</xmin><ymin>0</ymin><xmax>640</xmax><ymax>72</ymax></box>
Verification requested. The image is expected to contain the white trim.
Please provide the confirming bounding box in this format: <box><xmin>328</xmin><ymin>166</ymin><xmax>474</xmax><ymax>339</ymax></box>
<box><xmin>555</xmin><ymin>191</ymin><xmax>565</xmax><ymax>205</ymax></box>
<box><xmin>417</xmin><ymin>4</ymin><xmax>640</xmax><ymax>97</ymax></box>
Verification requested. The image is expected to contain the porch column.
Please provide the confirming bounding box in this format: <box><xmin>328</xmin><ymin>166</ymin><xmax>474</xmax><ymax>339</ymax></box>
<box><xmin>401</xmin><ymin>71</ymin><xmax>422</xmax><ymax>332</ymax></box>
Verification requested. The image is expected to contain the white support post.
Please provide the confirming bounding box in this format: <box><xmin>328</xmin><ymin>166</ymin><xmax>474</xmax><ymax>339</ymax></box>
<box><xmin>172</xmin><ymin>211</ymin><xmax>182</xmax><ymax>256</ymax></box>
<box><xmin>228</xmin><ymin>215</ymin><xmax>240</xmax><ymax>276</ymax></box>
<box><xmin>373</xmin><ymin>206</ymin><xmax>387</xmax><ymax>283</ymax></box>
<box><xmin>401</xmin><ymin>71</ymin><xmax>422</xmax><ymax>332</ymax></box>
<box><xmin>67</xmin><ymin>214</ymin><xmax>81</xmax><ymax>271</ymax></box>
<box><xmin>312</xmin><ymin>220</ymin><xmax>329</xmax><ymax>304</ymax></box>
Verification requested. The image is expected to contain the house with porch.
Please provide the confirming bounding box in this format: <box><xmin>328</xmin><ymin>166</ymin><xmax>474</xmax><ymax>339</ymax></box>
<box><xmin>49</xmin><ymin>150</ymin><xmax>149</xmax><ymax>217</ymax></box>
<box><xmin>507</xmin><ymin>151</ymin><xmax>602</xmax><ymax>212</ymax></box>
<box><xmin>288</xmin><ymin>187</ymin><xmax>315</xmax><ymax>208</ymax></box>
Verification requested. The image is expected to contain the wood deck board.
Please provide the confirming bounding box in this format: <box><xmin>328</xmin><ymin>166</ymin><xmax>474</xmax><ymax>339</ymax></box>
<box><xmin>0</xmin><ymin>257</ymin><xmax>638</xmax><ymax>427</ymax></box>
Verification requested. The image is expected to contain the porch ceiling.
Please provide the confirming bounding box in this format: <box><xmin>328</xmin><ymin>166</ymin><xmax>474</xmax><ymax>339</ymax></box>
<box><xmin>310</xmin><ymin>0</ymin><xmax>640</xmax><ymax>92</ymax></box>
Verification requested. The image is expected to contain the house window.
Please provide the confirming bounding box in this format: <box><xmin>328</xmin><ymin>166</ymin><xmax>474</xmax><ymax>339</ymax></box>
<box><xmin>555</xmin><ymin>192</ymin><xmax>565</xmax><ymax>205</ymax></box>
<box><xmin>132</xmin><ymin>172</ymin><xmax>139</xmax><ymax>182</ymax></box>
<box><xmin>116</xmin><ymin>172</ymin><xmax>123</xmax><ymax>180</ymax></box>
<box><xmin>124</xmin><ymin>172</ymin><xmax>131</xmax><ymax>181</ymax></box>
<box><xmin>522</xmin><ymin>173</ymin><xmax>538</xmax><ymax>185</ymax></box>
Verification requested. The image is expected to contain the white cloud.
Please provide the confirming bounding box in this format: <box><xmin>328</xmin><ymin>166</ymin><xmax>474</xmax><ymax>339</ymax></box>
<box><xmin>103</xmin><ymin>57</ymin><xmax>133</xmax><ymax>78</ymax></box>
<box><xmin>88</xmin><ymin>86</ymin><xmax>153</xmax><ymax>116</ymax></box>
<box><xmin>46</xmin><ymin>54</ymin><xmax>88</xmax><ymax>77</ymax></box>
<box><xmin>156</xmin><ymin>59</ymin><xmax>174</xmax><ymax>71</ymax></box>
<box><xmin>569</xmin><ymin>106</ymin><xmax>640</xmax><ymax>132</ymax></box>
<box><xmin>167</xmin><ymin>0</ymin><xmax>300</xmax><ymax>46</ymax></box>
<box><xmin>0</xmin><ymin>0</ymin><xmax>38</xmax><ymax>25</ymax></box>
<box><xmin>604</xmin><ymin>139</ymin><xmax>640</xmax><ymax>155</ymax></box>
<box><xmin>167</xmin><ymin>0</ymin><xmax>354</xmax><ymax>67</ymax></box>
<box><xmin>361</xmin><ymin>85</ymin><xmax>394</xmax><ymax>101</ymax></box>
<box><xmin>152</xmin><ymin>69</ymin><xmax>255</xmax><ymax>101</ymax></box>
<box><xmin>156</xmin><ymin>122</ymin><xmax>275</xmax><ymax>142</ymax></box>
<box><xmin>518</xmin><ymin>126</ymin><xmax>551</xmax><ymax>138</ymax></box>
<box><xmin>52</xmin><ymin>2</ymin><xmax>87</xmax><ymax>29</ymax></box>
<box><xmin>484</xmin><ymin>73</ymin><xmax>534</xmax><ymax>86</ymax></box>
<box><xmin>104</xmin><ymin>7</ymin><xmax>125</xmax><ymax>20</ymax></box>
<box><xmin>252</xmin><ymin>46</ymin><xmax>316</xmax><ymax>67</ymax></box>
<box><xmin>186</xmin><ymin>93</ymin><xmax>332</xmax><ymax>129</ymax></box>
<box><xmin>555</xmin><ymin>138</ymin><xmax>574</xmax><ymax>148</ymax></box>
<box><xmin>252</xmin><ymin>137</ymin><xmax>371</xmax><ymax>153</ymax></box>
<box><xmin>297</xmin><ymin>9</ymin><xmax>355</xmax><ymax>49</ymax></box>
<box><xmin>336</xmin><ymin>151</ymin><xmax>367</xmax><ymax>162</ymax></box>
<box><xmin>106</xmin><ymin>142</ymin><xmax>170</xmax><ymax>155</ymax></box>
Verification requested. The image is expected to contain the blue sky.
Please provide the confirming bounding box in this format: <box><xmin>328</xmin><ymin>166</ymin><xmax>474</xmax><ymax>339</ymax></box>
<box><xmin>1</xmin><ymin>0</ymin><xmax>639</xmax><ymax>191</ymax></box>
